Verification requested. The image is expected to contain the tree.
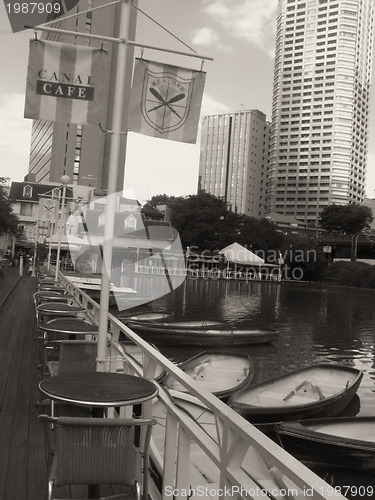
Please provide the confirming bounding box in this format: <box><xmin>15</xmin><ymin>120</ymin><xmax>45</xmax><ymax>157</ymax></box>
<box><xmin>0</xmin><ymin>178</ymin><xmax>18</xmax><ymax>236</ymax></box>
<box><xmin>163</xmin><ymin>192</ymin><xmax>285</xmax><ymax>255</ymax></box>
<box><xmin>319</xmin><ymin>204</ymin><xmax>373</xmax><ymax>261</ymax></box>
<box><xmin>169</xmin><ymin>192</ymin><xmax>233</xmax><ymax>251</ymax></box>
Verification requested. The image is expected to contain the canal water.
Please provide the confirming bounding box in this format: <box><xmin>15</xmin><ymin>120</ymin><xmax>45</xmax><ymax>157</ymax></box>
<box><xmin>117</xmin><ymin>277</ymin><xmax>375</xmax><ymax>498</ymax></box>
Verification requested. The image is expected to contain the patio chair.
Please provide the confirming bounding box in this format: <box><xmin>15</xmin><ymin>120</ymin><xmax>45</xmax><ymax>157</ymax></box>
<box><xmin>42</xmin><ymin>340</ymin><xmax>98</xmax><ymax>378</ymax></box>
<box><xmin>38</xmin><ymin>415</ymin><xmax>156</xmax><ymax>500</ymax></box>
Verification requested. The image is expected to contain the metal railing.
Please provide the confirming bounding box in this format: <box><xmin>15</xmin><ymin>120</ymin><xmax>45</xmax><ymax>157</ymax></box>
<box><xmin>58</xmin><ymin>271</ymin><xmax>346</xmax><ymax>500</ymax></box>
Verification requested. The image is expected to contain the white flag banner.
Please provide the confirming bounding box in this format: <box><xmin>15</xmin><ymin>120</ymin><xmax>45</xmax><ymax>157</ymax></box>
<box><xmin>38</xmin><ymin>198</ymin><xmax>59</xmax><ymax>222</ymax></box>
<box><xmin>129</xmin><ymin>59</ymin><xmax>206</xmax><ymax>144</ymax></box>
<box><xmin>25</xmin><ymin>39</ymin><xmax>108</xmax><ymax>125</ymax></box>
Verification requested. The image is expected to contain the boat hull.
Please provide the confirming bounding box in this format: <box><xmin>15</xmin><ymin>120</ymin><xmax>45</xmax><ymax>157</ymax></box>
<box><xmin>125</xmin><ymin>320</ymin><xmax>278</xmax><ymax>346</ymax></box>
<box><xmin>228</xmin><ymin>364</ymin><xmax>363</xmax><ymax>423</ymax></box>
<box><xmin>275</xmin><ymin>417</ymin><xmax>375</xmax><ymax>471</ymax></box>
<box><xmin>162</xmin><ymin>352</ymin><xmax>254</xmax><ymax>400</ymax></box>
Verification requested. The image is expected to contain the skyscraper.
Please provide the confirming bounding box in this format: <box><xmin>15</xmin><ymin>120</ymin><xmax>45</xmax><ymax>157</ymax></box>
<box><xmin>28</xmin><ymin>0</ymin><xmax>137</xmax><ymax>191</ymax></box>
<box><xmin>266</xmin><ymin>0</ymin><xmax>375</xmax><ymax>225</ymax></box>
<box><xmin>198</xmin><ymin>109</ymin><xmax>270</xmax><ymax>217</ymax></box>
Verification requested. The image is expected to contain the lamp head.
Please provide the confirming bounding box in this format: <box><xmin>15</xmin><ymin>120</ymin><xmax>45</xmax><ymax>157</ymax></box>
<box><xmin>60</xmin><ymin>174</ymin><xmax>71</xmax><ymax>185</ymax></box>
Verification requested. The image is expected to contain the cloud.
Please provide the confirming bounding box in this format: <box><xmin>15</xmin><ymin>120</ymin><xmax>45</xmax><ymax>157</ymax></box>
<box><xmin>203</xmin><ymin>0</ymin><xmax>277</xmax><ymax>56</ymax></box>
<box><xmin>0</xmin><ymin>93</ymin><xmax>32</xmax><ymax>181</ymax></box>
<box><xmin>201</xmin><ymin>93</ymin><xmax>232</xmax><ymax>117</ymax></box>
<box><xmin>192</xmin><ymin>27</ymin><xmax>221</xmax><ymax>48</ymax></box>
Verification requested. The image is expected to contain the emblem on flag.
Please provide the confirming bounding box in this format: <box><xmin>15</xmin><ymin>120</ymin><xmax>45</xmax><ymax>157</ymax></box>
<box><xmin>24</xmin><ymin>40</ymin><xmax>108</xmax><ymax>125</ymax></box>
<box><xmin>129</xmin><ymin>59</ymin><xmax>206</xmax><ymax>144</ymax></box>
<box><xmin>38</xmin><ymin>198</ymin><xmax>59</xmax><ymax>222</ymax></box>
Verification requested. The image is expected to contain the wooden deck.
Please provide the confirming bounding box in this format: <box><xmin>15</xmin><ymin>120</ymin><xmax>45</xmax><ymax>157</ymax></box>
<box><xmin>0</xmin><ymin>274</ymin><xmax>47</xmax><ymax>499</ymax></box>
<box><xmin>0</xmin><ymin>275</ymin><xmax>132</xmax><ymax>500</ymax></box>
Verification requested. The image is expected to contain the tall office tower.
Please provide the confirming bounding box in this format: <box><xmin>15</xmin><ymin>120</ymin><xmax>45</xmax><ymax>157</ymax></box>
<box><xmin>198</xmin><ymin>110</ymin><xmax>270</xmax><ymax>217</ymax></box>
<box><xmin>28</xmin><ymin>0</ymin><xmax>137</xmax><ymax>191</ymax></box>
<box><xmin>266</xmin><ymin>0</ymin><xmax>375</xmax><ymax>225</ymax></box>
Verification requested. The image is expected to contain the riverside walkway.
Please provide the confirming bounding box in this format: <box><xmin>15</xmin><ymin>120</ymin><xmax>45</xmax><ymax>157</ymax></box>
<box><xmin>0</xmin><ymin>274</ymin><xmax>47</xmax><ymax>499</ymax></box>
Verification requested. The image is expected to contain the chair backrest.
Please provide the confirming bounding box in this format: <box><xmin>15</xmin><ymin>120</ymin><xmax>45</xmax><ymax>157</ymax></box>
<box><xmin>58</xmin><ymin>341</ymin><xmax>97</xmax><ymax>374</ymax></box>
<box><xmin>39</xmin><ymin>415</ymin><xmax>155</xmax><ymax>496</ymax></box>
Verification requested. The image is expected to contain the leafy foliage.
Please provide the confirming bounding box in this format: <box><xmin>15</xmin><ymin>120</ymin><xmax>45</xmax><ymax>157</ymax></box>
<box><xmin>280</xmin><ymin>233</ymin><xmax>326</xmax><ymax>282</ymax></box>
<box><xmin>148</xmin><ymin>192</ymin><xmax>329</xmax><ymax>281</ymax></box>
<box><xmin>320</xmin><ymin>204</ymin><xmax>373</xmax><ymax>235</ymax></box>
<box><xmin>324</xmin><ymin>261</ymin><xmax>375</xmax><ymax>289</ymax></box>
<box><xmin>150</xmin><ymin>192</ymin><xmax>285</xmax><ymax>253</ymax></box>
<box><xmin>0</xmin><ymin>178</ymin><xmax>18</xmax><ymax>236</ymax></box>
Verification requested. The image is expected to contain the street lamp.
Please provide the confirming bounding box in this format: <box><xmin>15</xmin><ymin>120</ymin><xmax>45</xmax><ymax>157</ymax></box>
<box><xmin>55</xmin><ymin>174</ymin><xmax>70</xmax><ymax>281</ymax></box>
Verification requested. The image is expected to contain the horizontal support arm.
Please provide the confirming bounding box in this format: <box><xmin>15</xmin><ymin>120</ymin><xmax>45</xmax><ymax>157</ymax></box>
<box><xmin>25</xmin><ymin>26</ymin><xmax>214</xmax><ymax>61</ymax></box>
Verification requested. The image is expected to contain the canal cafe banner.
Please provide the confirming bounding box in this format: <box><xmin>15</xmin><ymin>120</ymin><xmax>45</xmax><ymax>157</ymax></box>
<box><xmin>24</xmin><ymin>39</ymin><xmax>108</xmax><ymax>125</ymax></box>
<box><xmin>24</xmin><ymin>42</ymin><xmax>206</xmax><ymax>143</ymax></box>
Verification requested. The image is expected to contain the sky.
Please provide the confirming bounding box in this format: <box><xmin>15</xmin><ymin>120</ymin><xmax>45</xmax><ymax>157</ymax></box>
<box><xmin>1</xmin><ymin>0</ymin><xmax>375</xmax><ymax>202</ymax></box>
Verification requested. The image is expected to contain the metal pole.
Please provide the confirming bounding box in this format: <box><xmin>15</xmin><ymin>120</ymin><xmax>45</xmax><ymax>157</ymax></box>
<box><xmin>28</xmin><ymin>25</ymin><xmax>214</xmax><ymax>62</ymax></box>
<box><xmin>96</xmin><ymin>0</ymin><xmax>135</xmax><ymax>370</ymax></box>
<box><xmin>19</xmin><ymin>255</ymin><xmax>23</xmax><ymax>277</ymax></box>
<box><xmin>55</xmin><ymin>176</ymin><xmax>70</xmax><ymax>281</ymax></box>
<box><xmin>31</xmin><ymin>220</ymin><xmax>39</xmax><ymax>277</ymax></box>
<box><xmin>47</xmin><ymin>222</ymin><xmax>53</xmax><ymax>270</ymax></box>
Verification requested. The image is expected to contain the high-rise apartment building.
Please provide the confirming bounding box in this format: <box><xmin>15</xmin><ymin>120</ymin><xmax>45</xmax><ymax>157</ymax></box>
<box><xmin>28</xmin><ymin>0</ymin><xmax>137</xmax><ymax>191</ymax></box>
<box><xmin>267</xmin><ymin>0</ymin><xmax>375</xmax><ymax>224</ymax></box>
<box><xmin>198</xmin><ymin>110</ymin><xmax>269</xmax><ymax>217</ymax></box>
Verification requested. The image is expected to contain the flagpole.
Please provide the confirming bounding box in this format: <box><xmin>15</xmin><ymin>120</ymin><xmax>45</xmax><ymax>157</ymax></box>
<box><xmin>96</xmin><ymin>0</ymin><xmax>135</xmax><ymax>371</ymax></box>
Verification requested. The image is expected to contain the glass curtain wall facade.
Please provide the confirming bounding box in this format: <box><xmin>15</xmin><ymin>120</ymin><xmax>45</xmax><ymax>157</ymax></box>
<box><xmin>266</xmin><ymin>0</ymin><xmax>375</xmax><ymax>225</ymax></box>
<box><xmin>199</xmin><ymin>110</ymin><xmax>269</xmax><ymax>217</ymax></box>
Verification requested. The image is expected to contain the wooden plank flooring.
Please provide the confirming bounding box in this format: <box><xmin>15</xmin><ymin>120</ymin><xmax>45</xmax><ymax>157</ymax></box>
<box><xmin>0</xmin><ymin>274</ymin><xmax>48</xmax><ymax>500</ymax></box>
<box><xmin>0</xmin><ymin>275</ymin><xmax>132</xmax><ymax>500</ymax></box>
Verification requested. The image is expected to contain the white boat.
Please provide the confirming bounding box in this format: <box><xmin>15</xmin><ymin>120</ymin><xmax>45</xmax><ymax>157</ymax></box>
<box><xmin>162</xmin><ymin>351</ymin><xmax>254</xmax><ymax>400</ymax></box>
<box><xmin>275</xmin><ymin>416</ymin><xmax>375</xmax><ymax>471</ymax></box>
<box><xmin>227</xmin><ymin>364</ymin><xmax>363</xmax><ymax>423</ymax></box>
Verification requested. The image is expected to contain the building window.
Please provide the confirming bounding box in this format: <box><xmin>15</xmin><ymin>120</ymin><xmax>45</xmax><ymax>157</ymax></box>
<box><xmin>125</xmin><ymin>214</ymin><xmax>137</xmax><ymax>230</ymax></box>
<box><xmin>23</xmin><ymin>185</ymin><xmax>33</xmax><ymax>198</ymax></box>
<box><xmin>20</xmin><ymin>202</ymin><xmax>33</xmax><ymax>216</ymax></box>
<box><xmin>98</xmin><ymin>213</ymin><xmax>106</xmax><ymax>226</ymax></box>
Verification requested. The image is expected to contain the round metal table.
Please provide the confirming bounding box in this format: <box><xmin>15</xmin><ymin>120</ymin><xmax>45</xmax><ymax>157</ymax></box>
<box><xmin>37</xmin><ymin>302</ymin><xmax>86</xmax><ymax>315</ymax></box>
<box><xmin>39</xmin><ymin>317</ymin><xmax>98</xmax><ymax>337</ymax></box>
<box><xmin>39</xmin><ymin>372</ymin><xmax>158</xmax><ymax>408</ymax></box>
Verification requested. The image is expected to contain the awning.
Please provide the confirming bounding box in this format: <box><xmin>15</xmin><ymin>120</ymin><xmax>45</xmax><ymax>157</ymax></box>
<box><xmin>219</xmin><ymin>242</ymin><xmax>265</xmax><ymax>265</ymax></box>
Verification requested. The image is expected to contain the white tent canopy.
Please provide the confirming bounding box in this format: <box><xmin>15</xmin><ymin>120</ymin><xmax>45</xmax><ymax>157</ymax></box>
<box><xmin>219</xmin><ymin>242</ymin><xmax>265</xmax><ymax>265</ymax></box>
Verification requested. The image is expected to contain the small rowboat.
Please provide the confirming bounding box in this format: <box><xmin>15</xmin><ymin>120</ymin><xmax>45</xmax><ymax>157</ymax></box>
<box><xmin>125</xmin><ymin>319</ymin><xmax>278</xmax><ymax>346</ymax></box>
<box><xmin>121</xmin><ymin>312</ymin><xmax>174</xmax><ymax>322</ymax></box>
<box><xmin>275</xmin><ymin>417</ymin><xmax>375</xmax><ymax>471</ymax></box>
<box><xmin>162</xmin><ymin>352</ymin><xmax>254</xmax><ymax>400</ymax></box>
<box><xmin>227</xmin><ymin>364</ymin><xmax>363</xmax><ymax>423</ymax></box>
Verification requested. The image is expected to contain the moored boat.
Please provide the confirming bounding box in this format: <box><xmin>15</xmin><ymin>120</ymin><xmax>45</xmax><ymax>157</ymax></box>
<box><xmin>120</xmin><ymin>311</ymin><xmax>174</xmax><ymax>322</ymax></box>
<box><xmin>227</xmin><ymin>364</ymin><xmax>363</xmax><ymax>423</ymax></box>
<box><xmin>275</xmin><ymin>416</ymin><xmax>375</xmax><ymax>471</ymax></box>
<box><xmin>125</xmin><ymin>319</ymin><xmax>278</xmax><ymax>346</ymax></box>
<box><xmin>162</xmin><ymin>351</ymin><xmax>254</xmax><ymax>400</ymax></box>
